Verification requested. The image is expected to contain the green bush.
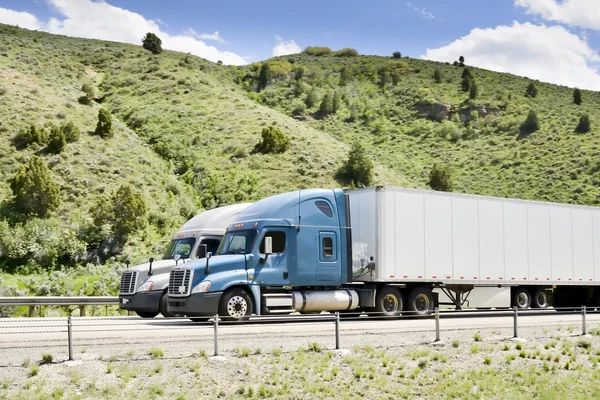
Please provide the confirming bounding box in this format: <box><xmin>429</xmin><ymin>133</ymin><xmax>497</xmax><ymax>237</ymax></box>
<box><xmin>433</xmin><ymin>69</ymin><xmax>442</xmax><ymax>83</ymax></box>
<box><xmin>198</xmin><ymin>169</ymin><xmax>259</xmax><ymax>209</ymax></box>
<box><xmin>526</xmin><ymin>82</ymin><xmax>538</xmax><ymax>98</ymax></box>
<box><xmin>574</xmin><ymin>88</ymin><xmax>582</xmax><ymax>105</ymax></box>
<box><xmin>341</xmin><ymin>141</ymin><xmax>374</xmax><ymax>188</ymax></box>
<box><xmin>10</xmin><ymin>156</ymin><xmax>60</xmax><ymax>218</ymax></box>
<box><xmin>428</xmin><ymin>163</ymin><xmax>453</xmax><ymax>192</ymax></box>
<box><xmin>14</xmin><ymin>124</ymin><xmax>45</xmax><ymax>148</ymax></box>
<box><xmin>520</xmin><ymin>110</ymin><xmax>540</xmax><ymax>136</ymax></box>
<box><xmin>304</xmin><ymin>46</ymin><xmax>332</xmax><ymax>56</ymax></box>
<box><xmin>77</xmin><ymin>95</ymin><xmax>92</xmax><ymax>105</ymax></box>
<box><xmin>47</xmin><ymin>125</ymin><xmax>66</xmax><ymax>154</ymax></box>
<box><xmin>469</xmin><ymin>80</ymin><xmax>478</xmax><ymax>99</ymax></box>
<box><xmin>95</xmin><ymin>108</ymin><xmax>113</xmax><ymax>138</ymax></box>
<box><xmin>61</xmin><ymin>121</ymin><xmax>80</xmax><ymax>143</ymax></box>
<box><xmin>305</xmin><ymin>87</ymin><xmax>318</xmax><ymax>108</ymax></box>
<box><xmin>392</xmin><ymin>51</ymin><xmax>402</xmax><ymax>58</ymax></box>
<box><xmin>319</xmin><ymin>92</ymin><xmax>334</xmax><ymax>116</ymax></box>
<box><xmin>335</xmin><ymin>48</ymin><xmax>359</xmax><ymax>57</ymax></box>
<box><xmin>575</xmin><ymin>115</ymin><xmax>591</xmax><ymax>133</ymax></box>
<box><xmin>81</xmin><ymin>83</ymin><xmax>94</xmax><ymax>98</ymax></box>
<box><xmin>461</xmin><ymin>75</ymin><xmax>471</xmax><ymax>92</ymax></box>
<box><xmin>258</xmin><ymin>62</ymin><xmax>271</xmax><ymax>90</ymax></box>
<box><xmin>142</xmin><ymin>32</ymin><xmax>162</xmax><ymax>55</ymax></box>
<box><xmin>255</xmin><ymin>125</ymin><xmax>291</xmax><ymax>154</ymax></box>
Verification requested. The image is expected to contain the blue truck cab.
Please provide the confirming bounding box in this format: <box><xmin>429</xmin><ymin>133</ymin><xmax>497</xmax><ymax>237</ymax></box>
<box><xmin>167</xmin><ymin>189</ymin><xmax>359</xmax><ymax>320</ymax></box>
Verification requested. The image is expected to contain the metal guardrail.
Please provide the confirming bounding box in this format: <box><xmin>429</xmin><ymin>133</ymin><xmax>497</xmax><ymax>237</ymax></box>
<box><xmin>0</xmin><ymin>296</ymin><xmax>119</xmax><ymax>317</ymax></box>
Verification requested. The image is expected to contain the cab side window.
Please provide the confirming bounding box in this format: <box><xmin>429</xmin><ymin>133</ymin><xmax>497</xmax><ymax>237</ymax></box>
<box><xmin>196</xmin><ymin>238</ymin><xmax>221</xmax><ymax>258</ymax></box>
<box><xmin>259</xmin><ymin>231</ymin><xmax>286</xmax><ymax>254</ymax></box>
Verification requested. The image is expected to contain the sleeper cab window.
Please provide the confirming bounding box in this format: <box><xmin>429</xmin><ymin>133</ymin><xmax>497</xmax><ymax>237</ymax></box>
<box><xmin>315</xmin><ymin>200</ymin><xmax>333</xmax><ymax>218</ymax></box>
<box><xmin>260</xmin><ymin>231</ymin><xmax>286</xmax><ymax>254</ymax></box>
<box><xmin>323</xmin><ymin>237</ymin><xmax>333</xmax><ymax>258</ymax></box>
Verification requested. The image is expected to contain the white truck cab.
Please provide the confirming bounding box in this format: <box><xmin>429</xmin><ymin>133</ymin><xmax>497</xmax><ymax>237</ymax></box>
<box><xmin>119</xmin><ymin>203</ymin><xmax>251</xmax><ymax>318</ymax></box>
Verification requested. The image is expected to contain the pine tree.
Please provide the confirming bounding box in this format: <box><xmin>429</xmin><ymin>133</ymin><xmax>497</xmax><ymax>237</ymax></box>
<box><xmin>142</xmin><ymin>32</ymin><xmax>162</xmax><ymax>54</ymax></box>
<box><xmin>258</xmin><ymin>63</ymin><xmax>271</xmax><ymax>91</ymax></box>
<box><xmin>343</xmin><ymin>141</ymin><xmax>374</xmax><ymax>187</ymax></box>
<box><xmin>392</xmin><ymin>51</ymin><xmax>402</xmax><ymax>59</ymax></box>
<box><xmin>255</xmin><ymin>125</ymin><xmax>291</xmax><ymax>154</ymax></box>
<box><xmin>10</xmin><ymin>156</ymin><xmax>60</xmax><ymax>217</ymax></box>
<box><xmin>520</xmin><ymin>110</ymin><xmax>540</xmax><ymax>136</ymax></box>
<box><xmin>47</xmin><ymin>125</ymin><xmax>66</xmax><ymax>154</ymax></box>
<box><xmin>433</xmin><ymin>69</ymin><xmax>442</xmax><ymax>83</ymax></box>
<box><xmin>461</xmin><ymin>75</ymin><xmax>471</xmax><ymax>92</ymax></box>
<box><xmin>469</xmin><ymin>80</ymin><xmax>478</xmax><ymax>99</ymax></box>
<box><xmin>526</xmin><ymin>82</ymin><xmax>538</xmax><ymax>98</ymax></box>
<box><xmin>575</xmin><ymin>115</ymin><xmax>591</xmax><ymax>133</ymax></box>
<box><xmin>319</xmin><ymin>92</ymin><xmax>333</xmax><ymax>116</ymax></box>
<box><xmin>95</xmin><ymin>108</ymin><xmax>113</xmax><ymax>139</ymax></box>
<box><xmin>305</xmin><ymin>87</ymin><xmax>318</xmax><ymax>108</ymax></box>
<box><xmin>61</xmin><ymin>121</ymin><xmax>80</xmax><ymax>143</ymax></box>
<box><xmin>332</xmin><ymin>91</ymin><xmax>341</xmax><ymax>114</ymax></box>
<box><xmin>574</xmin><ymin>88</ymin><xmax>582</xmax><ymax>105</ymax></box>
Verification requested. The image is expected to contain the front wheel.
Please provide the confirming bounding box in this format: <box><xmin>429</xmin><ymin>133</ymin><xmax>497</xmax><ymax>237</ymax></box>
<box><xmin>406</xmin><ymin>287</ymin><xmax>434</xmax><ymax>316</ymax></box>
<box><xmin>136</xmin><ymin>311</ymin><xmax>159</xmax><ymax>318</ymax></box>
<box><xmin>375</xmin><ymin>286</ymin><xmax>404</xmax><ymax>317</ymax></box>
<box><xmin>159</xmin><ymin>293</ymin><xmax>175</xmax><ymax>318</ymax></box>
<box><xmin>218</xmin><ymin>288</ymin><xmax>253</xmax><ymax>321</ymax></box>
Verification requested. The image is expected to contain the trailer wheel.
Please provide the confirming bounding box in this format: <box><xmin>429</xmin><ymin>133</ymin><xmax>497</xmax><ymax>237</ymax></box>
<box><xmin>407</xmin><ymin>287</ymin><xmax>433</xmax><ymax>316</ymax></box>
<box><xmin>532</xmin><ymin>288</ymin><xmax>549</xmax><ymax>309</ymax></box>
<box><xmin>375</xmin><ymin>286</ymin><xmax>404</xmax><ymax>317</ymax></box>
<box><xmin>159</xmin><ymin>292</ymin><xmax>175</xmax><ymax>318</ymax></box>
<box><xmin>136</xmin><ymin>311</ymin><xmax>159</xmax><ymax>318</ymax></box>
<box><xmin>513</xmin><ymin>288</ymin><xmax>531</xmax><ymax>309</ymax></box>
<box><xmin>219</xmin><ymin>288</ymin><xmax>253</xmax><ymax>321</ymax></box>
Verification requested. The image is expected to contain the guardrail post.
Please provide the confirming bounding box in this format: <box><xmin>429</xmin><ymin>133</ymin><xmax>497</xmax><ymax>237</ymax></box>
<box><xmin>582</xmin><ymin>305</ymin><xmax>587</xmax><ymax>336</ymax></box>
<box><xmin>28</xmin><ymin>306</ymin><xmax>35</xmax><ymax>318</ymax></box>
<box><xmin>67</xmin><ymin>315</ymin><xmax>73</xmax><ymax>361</ymax></box>
<box><xmin>335</xmin><ymin>312</ymin><xmax>340</xmax><ymax>350</ymax></box>
<box><xmin>513</xmin><ymin>306</ymin><xmax>518</xmax><ymax>339</ymax></box>
<box><xmin>213</xmin><ymin>314</ymin><xmax>219</xmax><ymax>356</ymax></box>
<box><xmin>434</xmin><ymin>307</ymin><xmax>440</xmax><ymax>342</ymax></box>
<box><xmin>79</xmin><ymin>305</ymin><xmax>86</xmax><ymax>317</ymax></box>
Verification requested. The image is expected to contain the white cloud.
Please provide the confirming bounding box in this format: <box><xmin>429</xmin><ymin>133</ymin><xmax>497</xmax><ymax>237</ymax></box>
<box><xmin>423</xmin><ymin>21</ymin><xmax>600</xmax><ymax>90</ymax></box>
<box><xmin>515</xmin><ymin>0</ymin><xmax>600</xmax><ymax>30</ymax></box>
<box><xmin>0</xmin><ymin>7</ymin><xmax>42</xmax><ymax>30</ymax></box>
<box><xmin>184</xmin><ymin>28</ymin><xmax>226</xmax><ymax>44</ymax></box>
<box><xmin>272</xmin><ymin>36</ymin><xmax>301</xmax><ymax>57</ymax></box>
<box><xmin>405</xmin><ymin>2</ymin><xmax>435</xmax><ymax>20</ymax></box>
<box><xmin>1</xmin><ymin>0</ymin><xmax>247</xmax><ymax>65</ymax></box>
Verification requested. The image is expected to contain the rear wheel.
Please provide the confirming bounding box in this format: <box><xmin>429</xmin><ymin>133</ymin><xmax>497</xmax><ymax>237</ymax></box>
<box><xmin>136</xmin><ymin>311</ymin><xmax>159</xmax><ymax>318</ymax></box>
<box><xmin>513</xmin><ymin>288</ymin><xmax>531</xmax><ymax>309</ymax></box>
<box><xmin>532</xmin><ymin>288</ymin><xmax>550</xmax><ymax>309</ymax></box>
<box><xmin>406</xmin><ymin>287</ymin><xmax>434</xmax><ymax>316</ymax></box>
<box><xmin>375</xmin><ymin>286</ymin><xmax>404</xmax><ymax>317</ymax></box>
<box><xmin>218</xmin><ymin>288</ymin><xmax>253</xmax><ymax>321</ymax></box>
<box><xmin>159</xmin><ymin>292</ymin><xmax>175</xmax><ymax>318</ymax></box>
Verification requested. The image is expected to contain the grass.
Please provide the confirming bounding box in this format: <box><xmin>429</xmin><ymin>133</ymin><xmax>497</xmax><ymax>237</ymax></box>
<box><xmin>473</xmin><ymin>332</ymin><xmax>482</xmax><ymax>342</ymax></box>
<box><xmin>148</xmin><ymin>348</ymin><xmax>164</xmax><ymax>359</ymax></box>
<box><xmin>29</xmin><ymin>364</ymin><xmax>39</xmax><ymax>377</ymax></box>
<box><xmin>40</xmin><ymin>354</ymin><xmax>53</xmax><ymax>364</ymax></box>
<box><xmin>452</xmin><ymin>340</ymin><xmax>460</xmax><ymax>348</ymax></box>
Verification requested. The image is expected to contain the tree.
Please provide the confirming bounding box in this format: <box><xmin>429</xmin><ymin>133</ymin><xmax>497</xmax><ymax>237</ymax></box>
<box><xmin>459</xmin><ymin>55</ymin><xmax>465</xmax><ymax>66</ymax></box>
<box><xmin>93</xmin><ymin>184</ymin><xmax>147</xmax><ymax>245</ymax></box>
<box><xmin>61</xmin><ymin>121</ymin><xmax>80</xmax><ymax>143</ymax></box>
<box><xmin>305</xmin><ymin>87</ymin><xmax>318</xmax><ymax>108</ymax></box>
<box><xmin>520</xmin><ymin>110</ymin><xmax>540</xmax><ymax>136</ymax></box>
<box><xmin>575</xmin><ymin>114</ymin><xmax>591</xmax><ymax>133</ymax></box>
<box><xmin>526</xmin><ymin>82</ymin><xmax>538</xmax><ymax>98</ymax></box>
<box><xmin>258</xmin><ymin>62</ymin><xmax>271</xmax><ymax>91</ymax></box>
<box><xmin>47</xmin><ymin>125</ymin><xmax>66</xmax><ymax>154</ymax></box>
<box><xmin>332</xmin><ymin>91</ymin><xmax>342</xmax><ymax>114</ymax></box>
<box><xmin>339</xmin><ymin>66</ymin><xmax>349</xmax><ymax>86</ymax></box>
<box><xmin>461</xmin><ymin>75</ymin><xmax>471</xmax><ymax>92</ymax></box>
<box><xmin>319</xmin><ymin>92</ymin><xmax>334</xmax><ymax>116</ymax></box>
<box><xmin>574</xmin><ymin>88</ymin><xmax>582</xmax><ymax>105</ymax></box>
<box><xmin>10</xmin><ymin>156</ymin><xmax>60</xmax><ymax>218</ymax></box>
<box><xmin>95</xmin><ymin>108</ymin><xmax>113</xmax><ymax>139</ymax></box>
<box><xmin>335</xmin><ymin>48</ymin><xmax>359</xmax><ymax>57</ymax></box>
<box><xmin>428</xmin><ymin>164</ymin><xmax>453</xmax><ymax>192</ymax></box>
<box><xmin>461</xmin><ymin>67</ymin><xmax>473</xmax><ymax>79</ymax></box>
<box><xmin>433</xmin><ymin>69</ymin><xmax>442</xmax><ymax>83</ymax></box>
<box><xmin>142</xmin><ymin>32</ymin><xmax>162</xmax><ymax>54</ymax></box>
<box><xmin>469</xmin><ymin>80</ymin><xmax>478</xmax><ymax>99</ymax></box>
<box><xmin>15</xmin><ymin>124</ymin><xmax>45</xmax><ymax>148</ymax></box>
<box><xmin>392</xmin><ymin>51</ymin><xmax>402</xmax><ymax>59</ymax></box>
<box><xmin>255</xmin><ymin>125</ymin><xmax>291</xmax><ymax>154</ymax></box>
<box><xmin>342</xmin><ymin>141</ymin><xmax>374</xmax><ymax>188</ymax></box>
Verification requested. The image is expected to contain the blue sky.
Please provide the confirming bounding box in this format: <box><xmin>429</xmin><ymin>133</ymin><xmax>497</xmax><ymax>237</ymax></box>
<box><xmin>2</xmin><ymin>0</ymin><xmax>600</xmax><ymax>89</ymax></box>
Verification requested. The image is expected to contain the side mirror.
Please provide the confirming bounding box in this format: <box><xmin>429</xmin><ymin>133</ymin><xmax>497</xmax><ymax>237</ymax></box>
<box><xmin>204</xmin><ymin>252</ymin><xmax>212</xmax><ymax>275</ymax></box>
<box><xmin>174</xmin><ymin>254</ymin><xmax>181</xmax><ymax>266</ymax></box>
<box><xmin>148</xmin><ymin>257</ymin><xmax>154</xmax><ymax>276</ymax></box>
<box><xmin>264</xmin><ymin>236</ymin><xmax>273</xmax><ymax>255</ymax></box>
<box><xmin>197</xmin><ymin>244</ymin><xmax>207</xmax><ymax>259</ymax></box>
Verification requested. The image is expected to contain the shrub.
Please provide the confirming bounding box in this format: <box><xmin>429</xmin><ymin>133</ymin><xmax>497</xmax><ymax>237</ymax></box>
<box><xmin>459</xmin><ymin>55</ymin><xmax>465</xmax><ymax>65</ymax></box>
<box><xmin>433</xmin><ymin>69</ymin><xmax>442</xmax><ymax>83</ymax></box>
<box><xmin>332</xmin><ymin>91</ymin><xmax>341</xmax><ymax>114</ymax></box>
<box><xmin>255</xmin><ymin>125</ymin><xmax>291</xmax><ymax>154</ymax></box>
<box><xmin>519</xmin><ymin>110</ymin><xmax>540</xmax><ymax>136</ymax></box>
<box><xmin>576</xmin><ymin>115</ymin><xmax>591</xmax><ymax>133</ymax></box>
<box><xmin>392</xmin><ymin>51</ymin><xmax>402</xmax><ymax>58</ymax></box>
<box><xmin>198</xmin><ymin>169</ymin><xmax>259</xmax><ymax>209</ymax></box>
<box><xmin>258</xmin><ymin>62</ymin><xmax>271</xmax><ymax>90</ymax></box>
<box><xmin>41</xmin><ymin>353</ymin><xmax>53</xmax><ymax>363</ymax></box>
<box><xmin>148</xmin><ymin>348</ymin><xmax>164</xmax><ymax>358</ymax></box>
<box><xmin>14</xmin><ymin>124</ymin><xmax>45</xmax><ymax>148</ymax></box>
<box><xmin>47</xmin><ymin>125</ymin><xmax>66</xmax><ymax>154</ymax></box>
<box><xmin>81</xmin><ymin>83</ymin><xmax>94</xmax><ymax>98</ymax></box>
<box><xmin>428</xmin><ymin>163</ymin><xmax>453</xmax><ymax>192</ymax></box>
<box><xmin>142</xmin><ymin>32</ymin><xmax>162</xmax><ymax>54</ymax></box>
<box><xmin>335</xmin><ymin>48</ymin><xmax>359</xmax><ymax>57</ymax></box>
<box><xmin>77</xmin><ymin>95</ymin><xmax>91</xmax><ymax>105</ymax></box>
<box><xmin>305</xmin><ymin>87</ymin><xmax>318</xmax><ymax>108</ymax></box>
<box><xmin>95</xmin><ymin>108</ymin><xmax>113</xmax><ymax>138</ymax></box>
<box><xmin>61</xmin><ymin>121</ymin><xmax>80</xmax><ymax>143</ymax></box>
<box><xmin>469</xmin><ymin>80</ymin><xmax>478</xmax><ymax>99</ymax></box>
<box><xmin>461</xmin><ymin>75</ymin><xmax>471</xmax><ymax>92</ymax></box>
<box><xmin>304</xmin><ymin>46</ymin><xmax>332</xmax><ymax>56</ymax></box>
<box><xmin>574</xmin><ymin>88</ymin><xmax>582</xmax><ymax>105</ymax></box>
<box><xmin>341</xmin><ymin>141</ymin><xmax>374</xmax><ymax>188</ymax></box>
<box><xmin>319</xmin><ymin>92</ymin><xmax>334</xmax><ymax>116</ymax></box>
<box><xmin>526</xmin><ymin>82</ymin><xmax>538</xmax><ymax>98</ymax></box>
<box><xmin>10</xmin><ymin>156</ymin><xmax>60</xmax><ymax>218</ymax></box>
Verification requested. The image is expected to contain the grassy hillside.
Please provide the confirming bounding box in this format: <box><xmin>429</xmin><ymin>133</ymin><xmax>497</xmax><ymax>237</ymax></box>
<box><xmin>1</xmin><ymin>26</ymin><xmax>600</xmax><ymax>302</ymax></box>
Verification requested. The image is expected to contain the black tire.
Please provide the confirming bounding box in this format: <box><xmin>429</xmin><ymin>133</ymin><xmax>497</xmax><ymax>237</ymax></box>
<box><xmin>532</xmin><ymin>288</ymin><xmax>550</xmax><ymax>309</ymax></box>
<box><xmin>406</xmin><ymin>287</ymin><xmax>434</xmax><ymax>316</ymax></box>
<box><xmin>189</xmin><ymin>317</ymin><xmax>210</xmax><ymax>323</ymax></box>
<box><xmin>136</xmin><ymin>311</ymin><xmax>159</xmax><ymax>318</ymax></box>
<box><xmin>159</xmin><ymin>292</ymin><xmax>175</xmax><ymax>318</ymax></box>
<box><xmin>513</xmin><ymin>287</ymin><xmax>531</xmax><ymax>309</ymax></box>
<box><xmin>218</xmin><ymin>288</ymin><xmax>253</xmax><ymax>321</ymax></box>
<box><xmin>375</xmin><ymin>286</ymin><xmax>404</xmax><ymax>317</ymax></box>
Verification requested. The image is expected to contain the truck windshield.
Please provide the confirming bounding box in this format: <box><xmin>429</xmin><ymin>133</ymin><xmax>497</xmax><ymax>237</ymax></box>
<box><xmin>163</xmin><ymin>238</ymin><xmax>196</xmax><ymax>259</ymax></box>
<box><xmin>217</xmin><ymin>230</ymin><xmax>257</xmax><ymax>255</ymax></box>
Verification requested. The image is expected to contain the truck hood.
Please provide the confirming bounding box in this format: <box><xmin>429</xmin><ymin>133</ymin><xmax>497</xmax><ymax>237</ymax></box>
<box><xmin>187</xmin><ymin>254</ymin><xmax>247</xmax><ymax>286</ymax></box>
<box><xmin>128</xmin><ymin>258</ymin><xmax>190</xmax><ymax>284</ymax></box>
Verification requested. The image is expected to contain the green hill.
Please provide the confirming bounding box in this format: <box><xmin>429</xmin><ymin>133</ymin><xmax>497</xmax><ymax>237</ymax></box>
<box><xmin>0</xmin><ymin>25</ymin><xmax>599</xmax><ymax>302</ymax></box>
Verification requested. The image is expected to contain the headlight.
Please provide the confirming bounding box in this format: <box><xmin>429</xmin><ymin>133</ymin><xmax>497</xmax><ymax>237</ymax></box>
<box><xmin>191</xmin><ymin>281</ymin><xmax>211</xmax><ymax>294</ymax></box>
<box><xmin>137</xmin><ymin>281</ymin><xmax>154</xmax><ymax>292</ymax></box>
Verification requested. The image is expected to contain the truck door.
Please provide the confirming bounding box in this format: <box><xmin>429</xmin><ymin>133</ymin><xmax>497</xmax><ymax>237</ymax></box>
<box><xmin>253</xmin><ymin>228</ymin><xmax>292</xmax><ymax>286</ymax></box>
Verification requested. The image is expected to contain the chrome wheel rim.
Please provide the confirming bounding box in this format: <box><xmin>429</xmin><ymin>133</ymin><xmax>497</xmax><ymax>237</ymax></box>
<box><xmin>414</xmin><ymin>293</ymin><xmax>430</xmax><ymax>313</ymax></box>
<box><xmin>536</xmin><ymin>292</ymin><xmax>548</xmax><ymax>307</ymax></box>
<box><xmin>517</xmin><ymin>292</ymin><xmax>529</xmax><ymax>308</ymax></box>
<box><xmin>383</xmin><ymin>294</ymin><xmax>399</xmax><ymax>313</ymax></box>
<box><xmin>227</xmin><ymin>296</ymin><xmax>247</xmax><ymax>319</ymax></box>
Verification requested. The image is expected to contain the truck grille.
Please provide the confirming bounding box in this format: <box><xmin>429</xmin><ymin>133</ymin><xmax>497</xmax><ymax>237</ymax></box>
<box><xmin>168</xmin><ymin>269</ymin><xmax>193</xmax><ymax>297</ymax></box>
<box><xmin>120</xmin><ymin>271</ymin><xmax>138</xmax><ymax>295</ymax></box>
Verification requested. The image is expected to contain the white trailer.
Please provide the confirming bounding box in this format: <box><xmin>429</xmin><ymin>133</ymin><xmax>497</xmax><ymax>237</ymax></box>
<box><xmin>348</xmin><ymin>187</ymin><xmax>600</xmax><ymax>310</ymax></box>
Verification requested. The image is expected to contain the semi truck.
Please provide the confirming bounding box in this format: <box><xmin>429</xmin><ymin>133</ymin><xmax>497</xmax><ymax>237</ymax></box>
<box><xmin>118</xmin><ymin>203</ymin><xmax>250</xmax><ymax>318</ymax></box>
<box><xmin>167</xmin><ymin>187</ymin><xmax>600</xmax><ymax>320</ymax></box>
